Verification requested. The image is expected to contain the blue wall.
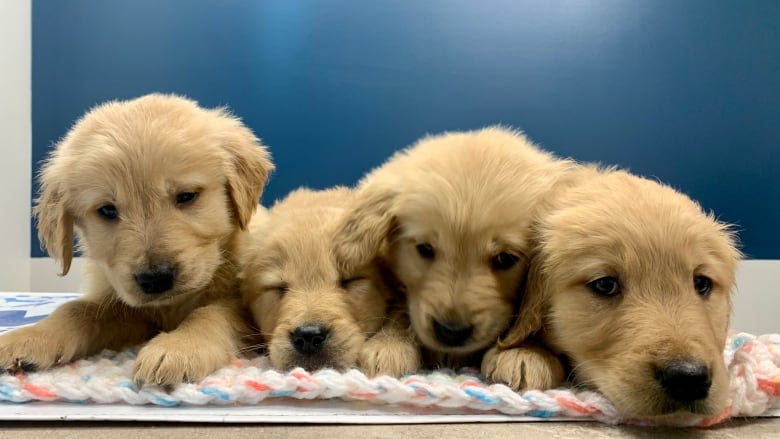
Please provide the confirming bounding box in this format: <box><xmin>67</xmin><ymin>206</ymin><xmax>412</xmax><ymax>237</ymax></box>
<box><xmin>32</xmin><ymin>0</ymin><xmax>780</xmax><ymax>258</ymax></box>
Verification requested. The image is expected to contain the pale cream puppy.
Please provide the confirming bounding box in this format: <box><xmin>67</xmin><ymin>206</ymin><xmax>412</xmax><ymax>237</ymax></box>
<box><xmin>333</xmin><ymin>127</ymin><xmax>574</xmax><ymax>377</ymax></box>
<box><xmin>241</xmin><ymin>187</ymin><xmax>394</xmax><ymax>372</ymax></box>
<box><xmin>0</xmin><ymin>94</ymin><xmax>273</xmax><ymax>386</ymax></box>
<box><xmin>496</xmin><ymin>168</ymin><xmax>740</xmax><ymax>419</ymax></box>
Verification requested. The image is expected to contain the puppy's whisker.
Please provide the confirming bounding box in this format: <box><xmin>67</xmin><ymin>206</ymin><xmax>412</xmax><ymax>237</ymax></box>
<box><xmin>242</xmin><ymin>331</ymin><xmax>266</xmax><ymax>339</ymax></box>
<box><xmin>246</xmin><ymin>329</ymin><xmax>276</xmax><ymax>339</ymax></box>
<box><xmin>239</xmin><ymin>343</ymin><xmax>267</xmax><ymax>353</ymax></box>
<box><xmin>569</xmin><ymin>376</ymin><xmax>599</xmax><ymax>392</ymax></box>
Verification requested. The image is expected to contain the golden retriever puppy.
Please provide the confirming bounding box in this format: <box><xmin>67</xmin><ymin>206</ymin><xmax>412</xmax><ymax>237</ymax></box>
<box><xmin>0</xmin><ymin>93</ymin><xmax>273</xmax><ymax>386</ymax></box>
<box><xmin>241</xmin><ymin>187</ymin><xmax>393</xmax><ymax>372</ymax></box>
<box><xmin>333</xmin><ymin>127</ymin><xmax>573</xmax><ymax>377</ymax></box>
<box><xmin>497</xmin><ymin>168</ymin><xmax>740</xmax><ymax>419</ymax></box>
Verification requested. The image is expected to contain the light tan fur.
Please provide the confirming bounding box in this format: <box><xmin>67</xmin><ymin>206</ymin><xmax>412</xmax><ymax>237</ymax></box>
<box><xmin>0</xmin><ymin>94</ymin><xmax>273</xmax><ymax>385</ymax></box>
<box><xmin>240</xmin><ymin>187</ymin><xmax>395</xmax><ymax>372</ymax></box>
<box><xmin>333</xmin><ymin>127</ymin><xmax>573</xmax><ymax>375</ymax></box>
<box><xmin>499</xmin><ymin>168</ymin><xmax>740</xmax><ymax>419</ymax></box>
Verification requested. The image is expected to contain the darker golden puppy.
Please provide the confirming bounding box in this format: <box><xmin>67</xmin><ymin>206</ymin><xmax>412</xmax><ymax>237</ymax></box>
<box><xmin>334</xmin><ymin>127</ymin><xmax>573</xmax><ymax>376</ymax></box>
<box><xmin>496</xmin><ymin>168</ymin><xmax>740</xmax><ymax>419</ymax></box>
<box><xmin>0</xmin><ymin>94</ymin><xmax>273</xmax><ymax>385</ymax></box>
<box><xmin>241</xmin><ymin>187</ymin><xmax>393</xmax><ymax>372</ymax></box>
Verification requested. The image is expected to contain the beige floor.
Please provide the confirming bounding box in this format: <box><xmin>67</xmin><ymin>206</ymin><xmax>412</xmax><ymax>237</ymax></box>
<box><xmin>1</xmin><ymin>419</ymin><xmax>779</xmax><ymax>439</ymax></box>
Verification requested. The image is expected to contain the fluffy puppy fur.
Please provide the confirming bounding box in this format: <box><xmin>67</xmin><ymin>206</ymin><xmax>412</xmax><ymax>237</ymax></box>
<box><xmin>334</xmin><ymin>127</ymin><xmax>573</xmax><ymax>376</ymax></box>
<box><xmin>241</xmin><ymin>187</ymin><xmax>394</xmax><ymax>372</ymax></box>
<box><xmin>0</xmin><ymin>94</ymin><xmax>273</xmax><ymax>385</ymax></box>
<box><xmin>497</xmin><ymin>168</ymin><xmax>740</xmax><ymax>419</ymax></box>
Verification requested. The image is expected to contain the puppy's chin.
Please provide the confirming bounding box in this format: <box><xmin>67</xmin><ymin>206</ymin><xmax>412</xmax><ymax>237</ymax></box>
<box><xmin>116</xmin><ymin>287</ymin><xmax>198</xmax><ymax>308</ymax></box>
<box><xmin>271</xmin><ymin>348</ymin><xmax>358</xmax><ymax>372</ymax></box>
<box><xmin>609</xmin><ymin>393</ymin><xmax>725</xmax><ymax>422</ymax></box>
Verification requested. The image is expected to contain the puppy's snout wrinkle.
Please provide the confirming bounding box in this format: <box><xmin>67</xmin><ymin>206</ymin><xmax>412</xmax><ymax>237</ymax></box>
<box><xmin>432</xmin><ymin>319</ymin><xmax>473</xmax><ymax>347</ymax></box>
<box><xmin>291</xmin><ymin>323</ymin><xmax>329</xmax><ymax>356</ymax></box>
<box><xmin>134</xmin><ymin>263</ymin><xmax>176</xmax><ymax>295</ymax></box>
<box><xmin>655</xmin><ymin>359</ymin><xmax>712</xmax><ymax>402</ymax></box>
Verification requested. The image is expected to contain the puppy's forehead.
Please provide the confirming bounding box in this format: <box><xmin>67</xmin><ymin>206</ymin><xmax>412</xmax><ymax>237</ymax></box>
<box><xmin>61</xmin><ymin>95</ymin><xmax>230</xmax><ymax>168</ymax></box>
<box><xmin>256</xmin><ymin>214</ymin><xmax>342</xmax><ymax>287</ymax></box>
<box><xmin>59</xmin><ymin>122</ymin><xmax>228</xmax><ymax>205</ymax></box>
<box><xmin>389</xmin><ymin>148</ymin><xmax>558</xmax><ymax>247</ymax></box>
<box><xmin>542</xmin><ymin>173</ymin><xmax>734</xmax><ymax>274</ymax></box>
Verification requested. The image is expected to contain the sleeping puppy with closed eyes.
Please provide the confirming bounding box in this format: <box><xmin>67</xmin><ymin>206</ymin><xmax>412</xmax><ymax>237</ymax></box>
<box><xmin>333</xmin><ymin>127</ymin><xmax>574</xmax><ymax>379</ymax></box>
<box><xmin>491</xmin><ymin>167</ymin><xmax>740</xmax><ymax>420</ymax></box>
<box><xmin>240</xmin><ymin>187</ymin><xmax>395</xmax><ymax>372</ymax></box>
<box><xmin>0</xmin><ymin>94</ymin><xmax>273</xmax><ymax>386</ymax></box>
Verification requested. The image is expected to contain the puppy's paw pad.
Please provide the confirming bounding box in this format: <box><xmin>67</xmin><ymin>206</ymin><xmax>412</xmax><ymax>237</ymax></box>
<box><xmin>482</xmin><ymin>346</ymin><xmax>564</xmax><ymax>391</ymax></box>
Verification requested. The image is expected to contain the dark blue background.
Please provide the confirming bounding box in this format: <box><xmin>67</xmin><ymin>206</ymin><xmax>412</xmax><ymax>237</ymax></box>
<box><xmin>32</xmin><ymin>0</ymin><xmax>779</xmax><ymax>258</ymax></box>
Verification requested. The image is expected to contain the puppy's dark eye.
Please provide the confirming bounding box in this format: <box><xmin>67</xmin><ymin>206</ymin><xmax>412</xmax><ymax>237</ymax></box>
<box><xmin>340</xmin><ymin>276</ymin><xmax>366</xmax><ymax>290</ymax></box>
<box><xmin>271</xmin><ymin>284</ymin><xmax>289</xmax><ymax>296</ymax></box>
<box><xmin>416</xmin><ymin>243</ymin><xmax>435</xmax><ymax>260</ymax></box>
<box><xmin>694</xmin><ymin>275</ymin><xmax>713</xmax><ymax>297</ymax></box>
<box><xmin>175</xmin><ymin>192</ymin><xmax>199</xmax><ymax>206</ymax></box>
<box><xmin>97</xmin><ymin>204</ymin><xmax>119</xmax><ymax>221</ymax></box>
<box><xmin>491</xmin><ymin>252</ymin><xmax>520</xmax><ymax>270</ymax></box>
<box><xmin>587</xmin><ymin>276</ymin><xmax>621</xmax><ymax>297</ymax></box>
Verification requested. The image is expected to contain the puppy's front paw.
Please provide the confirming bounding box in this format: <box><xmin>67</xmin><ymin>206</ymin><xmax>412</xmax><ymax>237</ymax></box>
<box><xmin>482</xmin><ymin>345</ymin><xmax>565</xmax><ymax>391</ymax></box>
<box><xmin>359</xmin><ymin>334</ymin><xmax>421</xmax><ymax>377</ymax></box>
<box><xmin>133</xmin><ymin>332</ymin><xmax>233</xmax><ymax>386</ymax></box>
<box><xmin>0</xmin><ymin>326</ymin><xmax>80</xmax><ymax>373</ymax></box>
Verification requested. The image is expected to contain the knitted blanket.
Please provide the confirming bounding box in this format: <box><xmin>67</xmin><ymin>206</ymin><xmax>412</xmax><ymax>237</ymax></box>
<box><xmin>0</xmin><ymin>293</ymin><xmax>778</xmax><ymax>426</ymax></box>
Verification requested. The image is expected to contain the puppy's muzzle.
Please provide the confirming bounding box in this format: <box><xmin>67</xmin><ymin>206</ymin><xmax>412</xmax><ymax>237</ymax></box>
<box><xmin>290</xmin><ymin>323</ymin><xmax>330</xmax><ymax>356</ymax></box>
<box><xmin>655</xmin><ymin>358</ymin><xmax>712</xmax><ymax>402</ymax></box>
<box><xmin>432</xmin><ymin>319</ymin><xmax>473</xmax><ymax>347</ymax></box>
<box><xmin>134</xmin><ymin>263</ymin><xmax>176</xmax><ymax>295</ymax></box>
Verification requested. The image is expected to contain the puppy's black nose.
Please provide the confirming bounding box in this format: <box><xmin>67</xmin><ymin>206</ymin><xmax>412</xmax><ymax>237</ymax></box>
<box><xmin>291</xmin><ymin>323</ymin><xmax>329</xmax><ymax>356</ymax></box>
<box><xmin>432</xmin><ymin>319</ymin><xmax>473</xmax><ymax>347</ymax></box>
<box><xmin>134</xmin><ymin>263</ymin><xmax>176</xmax><ymax>295</ymax></box>
<box><xmin>656</xmin><ymin>359</ymin><xmax>712</xmax><ymax>402</ymax></box>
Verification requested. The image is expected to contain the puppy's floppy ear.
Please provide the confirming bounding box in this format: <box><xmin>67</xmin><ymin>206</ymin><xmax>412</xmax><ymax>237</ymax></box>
<box><xmin>33</xmin><ymin>159</ymin><xmax>75</xmax><ymax>276</ymax></box>
<box><xmin>219</xmin><ymin>116</ymin><xmax>275</xmax><ymax>230</ymax></box>
<box><xmin>497</xmin><ymin>258</ymin><xmax>548</xmax><ymax>349</ymax></box>
<box><xmin>333</xmin><ymin>187</ymin><xmax>397</xmax><ymax>277</ymax></box>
